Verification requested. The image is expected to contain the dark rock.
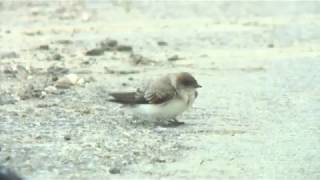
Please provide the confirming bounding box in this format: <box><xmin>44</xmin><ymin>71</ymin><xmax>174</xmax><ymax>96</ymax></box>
<box><xmin>100</xmin><ymin>39</ymin><xmax>118</xmax><ymax>49</ymax></box>
<box><xmin>109</xmin><ymin>167</ymin><xmax>121</xmax><ymax>174</ymax></box>
<box><xmin>153</xmin><ymin>157</ymin><xmax>166</xmax><ymax>163</ymax></box>
<box><xmin>268</xmin><ymin>43</ymin><xmax>274</xmax><ymax>48</ymax></box>
<box><xmin>85</xmin><ymin>48</ymin><xmax>105</xmax><ymax>56</ymax></box>
<box><xmin>157</xmin><ymin>41</ymin><xmax>168</xmax><ymax>46</ymax></box>
<box><xmin>38</xmin><ymin>45</ymin><xmax>50</xmax><ymax>50</ymax></box>
<box><xmin>64</xmin><ymin>135</ymin><xmax>71</xmax><ymax>141</ymax></box>
<box><xmin>5</xmin><ymin>156</ymin><xmax>11</xmax><ymax>161</ymax></box>
<box><xmin>52</xmin><ymin>53</ymin><xmax>63</xmax><ymax>61</ymax></box>
<box><xmin>168</xmin><ymin>55</ymin><xmax>183</xmax><ymax>61</ymax></box>
<box><xmin>55</xmin><ymin>40</ymin><xmax>72</xmax><ymax>44</ymax></box>
<box><xmin>116</xmin><ymin>45</ymin><xmax>133</xmax><ymax>52</ymax></box>
<box><xmin>47</xmin><ymin>65</ymin><xmax>69</xmax><ymax>76</ymax></box>
<box><xmin>24</xmin><ymin>31</ymin><xmax>42</xmax><ymax>36</ymax></box>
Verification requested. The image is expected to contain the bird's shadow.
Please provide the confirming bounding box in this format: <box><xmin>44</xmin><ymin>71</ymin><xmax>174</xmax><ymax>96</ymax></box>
<box><xmin>127</xmin><ymin>118</ymin><xmax>187</xmax><ymax>128</ymax></box>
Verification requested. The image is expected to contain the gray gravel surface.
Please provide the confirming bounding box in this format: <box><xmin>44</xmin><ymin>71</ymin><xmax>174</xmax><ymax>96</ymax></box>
<box><xmin>0</xmin><ymin>1</ymin><xmax>320</xmax><ymax>179</ymax></box>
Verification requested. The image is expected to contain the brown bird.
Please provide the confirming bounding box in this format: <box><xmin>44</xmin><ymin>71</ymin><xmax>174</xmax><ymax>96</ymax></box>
<box><xmin>109</xmin><ymin>72</ymin><xmax>201</xmax><ymax>126</ymax></box>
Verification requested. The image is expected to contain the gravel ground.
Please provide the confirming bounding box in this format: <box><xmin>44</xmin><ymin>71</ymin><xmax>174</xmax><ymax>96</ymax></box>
<box><xmin>0</xmin><ymin>1</ymin><xmax>320</xmax><ymax>179</ymax></box>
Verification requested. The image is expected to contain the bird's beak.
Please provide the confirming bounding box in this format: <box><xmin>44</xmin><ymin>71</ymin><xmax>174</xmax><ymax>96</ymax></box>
<box><xmin>195</xmin><ymin>84</ymin><xmax>202</xmax><ymax>88</ymax></box>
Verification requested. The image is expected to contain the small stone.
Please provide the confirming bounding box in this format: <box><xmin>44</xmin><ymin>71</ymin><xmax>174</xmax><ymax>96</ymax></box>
<box><xmin>85</xmin><ymin>76</ymin><xmax>96</xmax><ymax>83</ymax></box>
<box><xmin>157</xmin><ymin>41</ymin><xmax>168</xmax><ymax>46</ymax></box>
<box><xmin>5</xmin><ymin>156</ymin><xmax>11</xmax><ymax>161</ymax></box>
<box><xmin>100</xmin><ymin>39</ymin><xmax>118</xmax><ymax>49</ymax></box>
<box><xmin>200</xmin><ymin>54</ymin><xmax>209</xmax><ymax>58</ymax></box>
<box><xmin>44</xmin><ymin>86</ymin><xmax>57</xmax><ymax>94</ymax></box>
<box><xmin>64</xmin><ymin>135</ymin><xmax>71</xmax><ymax>141</ymax></box>
<box><xmin>85</xmin><ymin>48</ymin><xmax>105</xmax><ymax>56</ymax></box>
<box><xmin>153</xmin><ymin>157</ymin><xmax>166</xmax><ymax>163</ymax></box>
<box><xmin>268</xmin><ymin>43</ymin><xmax>274</xmax><ymax>48</ymax></box>
<box><xmin>77</xmin><ymin>78</ymin><xmax>85</xmax><ymax>85</ymax></box>
<box><xmin>109</xmin><ymin>167</ymin><xmax>120</xmax><ymax>174</ymax></box>
<box><xmin>168</xmin><ymin>55</ymin><xmax>183</xmax><ymax>61</ymax></box>
<box><xmin>81</xmin><ymin>12</ymin><xmax>91</xmax><ymax>21</ymax></box>
<box><xmin>55</xmin><ymin>74</ymin><xmax>83</xmax><ymax>89</ymax></box>
<box><xmin>38</xmin><ymin>45</ymin><xmax>49</xmax><ymax>50</ymax></box>
<box><xmin>47</xmin><ymin>65</ymin><xmax>69</xmax><ymax>75</ymax></box>
<box><xmin>55</xmin><ymin>40</ymin><xmax>72</xmax><ymax>44</ymax></box>
<box><xmin>116</xmin><ymin>45</ymin><xmax>132</xmax><ymax>52</ymax></box>
<box><xmin>52</xmin><ymin>53</ymin><xmax>63</xmax><ymax>61</ymax></box>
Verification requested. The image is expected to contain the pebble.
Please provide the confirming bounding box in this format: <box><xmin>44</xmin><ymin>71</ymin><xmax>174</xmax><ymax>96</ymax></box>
<box><xmin>47</xmin><ymin>65</ymin><xmax>69</xmax><ymax>75</ymax></box>
<box><xmin>157</xmin><ymin>41</ymin><xmax>168</xmax><ymax>46</ymax></box>
<box><xmin>268</xmin><ymin>43</ymin><xmax>274</xmax><ymax>48</ymax></box>
<box><xmin>109</xmin><ymin>167</ymin><xmax>121</xmax><ymax>174</ymax></box>
<box><xmin>100</xmin><ymin>39</ymin><xmax>118</xmax><ymax>50</ymax></box>
<box><xmin>116</xmin><ymin>45</ymin><xmax>133</xmax><ymax>52</ymax></box>
<box><xmin>44</xmin><ymin>86</ymin><xmax>58</xmax><ymax>94</ymax></box>
<box><xmin>64</xmin><ymin>135</ymin><xmax>71</xmax><ymax>141</ymax></box>
<box><xmin>52</xmin><ymin>53</ymin><xmax>63</xmax><ymax>61</ymax></box>
<box><xmin>55</xmin><ymin>40</ymin><xmax>72</xmax><ymax>44</ymax></box>
<box><xmin>55</xmin><ymin>74</ymin><xmax>84</xmax><ymax>89</ymax></box>
<box><xmin>85</xmin><ymin>48</ymin><xmax>105</xmax><ymax>56</ymax></box>
<box><xmin>152</xmin><ymin>157</ymin><xmax>166</xmax><ymax>163</ymax></box>
<box><xmin>38</xmin><ymin>45</ymin><xmax>50</xmax><ymax>50</ymax></box>
<box><xmin>168</xmin><ymin>55</ymin><xmax>183</xmax><ymax>61</ymax></box>
<box><xmin>128</xmin><ymin>77</ymin><xmax>134</xmax><ymax>81</ymax></box>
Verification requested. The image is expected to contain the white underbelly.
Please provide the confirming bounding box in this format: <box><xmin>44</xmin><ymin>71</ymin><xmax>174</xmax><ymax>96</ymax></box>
<box><xmin>132</xmin><ymin>99</ymin><xmax>188</xmax><ymax>120</ymax></box>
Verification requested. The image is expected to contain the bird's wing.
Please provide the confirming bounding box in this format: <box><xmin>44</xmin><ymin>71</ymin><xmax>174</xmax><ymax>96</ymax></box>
<box><xmin>143</xmin><ymin>76</ymin><xmax>177</xmax><ymax>104</ymax></box>
<box><xmin>108</xmin><ymin>91</ymin><xmax>147</xmax><ymax>104</ymax></box>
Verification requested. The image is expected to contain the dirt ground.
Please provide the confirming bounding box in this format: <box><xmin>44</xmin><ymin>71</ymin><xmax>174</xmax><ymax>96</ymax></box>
<box><xmin>0</xmin><ymin>1</ymin><xmax>320</xmax><ymax>179</ymax></box>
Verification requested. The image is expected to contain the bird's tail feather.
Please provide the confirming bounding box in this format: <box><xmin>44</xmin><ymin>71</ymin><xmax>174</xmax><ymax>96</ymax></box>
<box><xmin>108</xmin><ymin>92</ymin><xmax>138</xmax><ymax>104</ymax></box>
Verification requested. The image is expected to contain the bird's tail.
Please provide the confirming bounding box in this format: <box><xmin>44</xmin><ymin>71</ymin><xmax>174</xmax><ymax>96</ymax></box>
<box><xmin>108</xmin><ymin>92</ymin><xmax>138</xmax><ymax>104</ymax></box>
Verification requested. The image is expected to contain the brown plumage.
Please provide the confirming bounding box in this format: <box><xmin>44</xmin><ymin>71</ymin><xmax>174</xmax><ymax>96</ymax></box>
<box><xmin>108</xmin><ymin>92</ymin><xmax>147</xmax><ymax>104</ymax></box>
<box><xmin>108</xmin><ymin>72</ymin><xmax>200</xmax><ymax>105</ymax></box>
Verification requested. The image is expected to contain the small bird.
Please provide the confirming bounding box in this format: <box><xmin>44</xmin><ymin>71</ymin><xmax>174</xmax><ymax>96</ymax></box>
<box><xmin>108</xmin><ymin>72</ymin><xmax>201</xmax><ymax>126</ymax></box>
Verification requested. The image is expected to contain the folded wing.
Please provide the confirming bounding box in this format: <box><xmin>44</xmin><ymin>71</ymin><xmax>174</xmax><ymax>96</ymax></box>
<box><xmin>109</xmin><ymin>76</ymin><xmax>176</xmax><ymax>105</ymax></box>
